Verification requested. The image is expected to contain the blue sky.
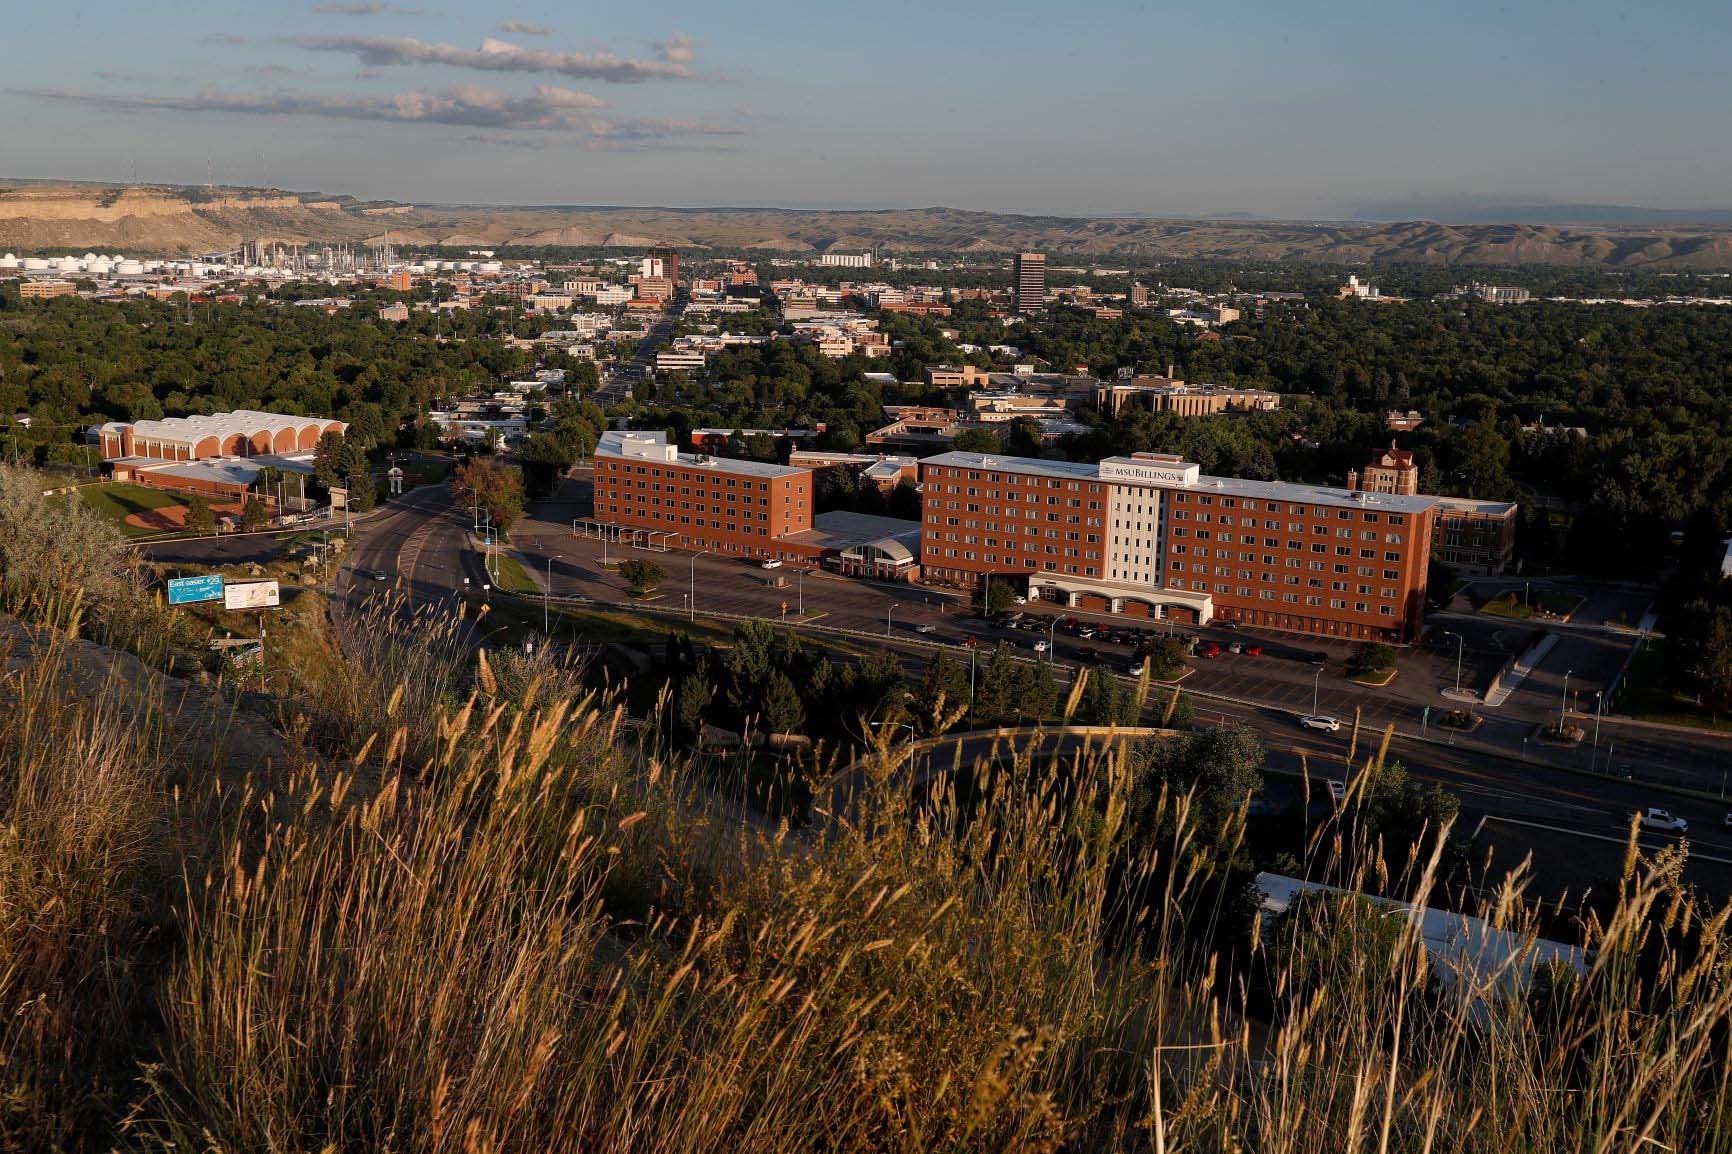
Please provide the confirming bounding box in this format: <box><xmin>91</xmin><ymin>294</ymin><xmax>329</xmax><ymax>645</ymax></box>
<box><xmin>3</xmin><ymin>1</ymin><xmax>1729</xmax><ymax>218</ymax></box>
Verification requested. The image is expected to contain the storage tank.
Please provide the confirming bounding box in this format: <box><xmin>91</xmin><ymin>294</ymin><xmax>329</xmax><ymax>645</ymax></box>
<box><xmin>0</xmin><ymin>254</ymin><xmax>18</xmax><ymax>270</ymax></box>
<box><xmin>23</xmin><ymin>258</ymin><xmax>50</xmax><ymax>271</ymax></box>
<box><xmin>478</xmin><ymin>261</ymin><xmax>503</xmax><ymax>274</ymax></box>
<box><xmin>117</xmin><ymin>261</ymin><xmax>144</xmax><ymax>275</ymax></box>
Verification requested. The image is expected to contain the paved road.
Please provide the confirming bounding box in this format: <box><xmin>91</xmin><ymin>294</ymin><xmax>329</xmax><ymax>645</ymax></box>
<box><xmin>308</xmin><ymin>476</ymin><xmax>1732</xmax><ymax>895</ymax></box>
<box><xmin>881</xmin><ymin>723</ymin><xmax>1732</xmax><ymax>898</ymax></box>
<box><xmin>504</xmin><ymin>471</ymin><xmax>1732</xmax><ymax>797</ymax></box>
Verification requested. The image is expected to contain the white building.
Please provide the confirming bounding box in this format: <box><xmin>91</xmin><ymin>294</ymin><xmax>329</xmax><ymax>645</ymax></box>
<box><xmin>820</xmin><ymin>251</ymin><xmax>874</xmax><ymax>268</ymax></box>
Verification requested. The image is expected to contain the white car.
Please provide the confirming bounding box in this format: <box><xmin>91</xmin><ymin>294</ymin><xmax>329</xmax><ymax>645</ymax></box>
<box><xmin>1012</xmin><ymin>595</ymin><xmax>1028</xmax><ymax>605</ymax></box>
<box><xmin>1327</xmin><ymin>780</ymin><xmax>1347</xmax><ymax>803</ymax></box>
<box><xmin>1129</xmin><ymin>660</ymin><xmax>1147</xmax><ymax>676</ymax></box>
<box><xmin>914</xmin><ymin>623</ymin><xmax>937</xmax><ymax>634</ymax></box>
<box><xmin>1032</xmin><ymin>639</ymin><xmax>1050</xmax><ymax>653</ymax></box>
<box><xmin>1639</xmin><ymin>807</ymin><xmax>1688</xmax><ymax>833</ymax></box>
<box><xmin>760</xmin><ymin>559</ymin><xmax>783</xmax><ymax>570</ymax></box>
<box><xmin>1299</xmin><ymin>715</ymin><xmax>1342</xmax><ymax>733</ymax></box>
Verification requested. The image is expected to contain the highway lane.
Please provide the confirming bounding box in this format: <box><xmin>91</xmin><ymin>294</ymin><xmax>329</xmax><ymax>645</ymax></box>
<box><xmin>299</xmin><ymin>482</ymin><xmax>1732</xmax><ymax>895</ymax></box>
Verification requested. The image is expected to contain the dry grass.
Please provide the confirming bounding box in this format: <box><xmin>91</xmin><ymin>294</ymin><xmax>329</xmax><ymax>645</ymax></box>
<box><xmin>2</xmin><ymin>565</ymin><xmax>1732</xmax><ymax>1151</ymax></box>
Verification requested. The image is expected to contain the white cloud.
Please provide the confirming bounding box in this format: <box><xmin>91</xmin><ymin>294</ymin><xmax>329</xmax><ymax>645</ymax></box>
<box><xmin>654</xmin><ymin>33</ymin><xmax>695</xmax><ymax>64</ymax></box>
<box><xmin>311</xmin><ymin>2</ymin><xmax>420</xmax><ymax>14</ymax></box>
<box><xmin>10</xmin><ymin>84</ymin><xmax>612</xmax><ymax>132</ymax></box>
<box><xmin>285</xmin><ymin>34</ymin><xmax>695</xmax><ymax>83</ymax></box>
<box><xmin>497</xmin><ymin>21</ymin><xmax>552</xmax><ymax>37</ymax></box>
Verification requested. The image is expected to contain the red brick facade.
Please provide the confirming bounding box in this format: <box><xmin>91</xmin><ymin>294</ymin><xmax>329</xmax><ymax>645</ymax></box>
<box><xmin>593</xmin><ymin>453</ymin><xmax>815</xmax><ymax>560</ymax></box>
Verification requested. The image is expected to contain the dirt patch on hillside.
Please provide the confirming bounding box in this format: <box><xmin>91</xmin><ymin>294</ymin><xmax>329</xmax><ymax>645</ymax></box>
<box><xmin>126</xmin><ymin>501</ymin><xmax>246</xmax><ymax>531</ymax></box>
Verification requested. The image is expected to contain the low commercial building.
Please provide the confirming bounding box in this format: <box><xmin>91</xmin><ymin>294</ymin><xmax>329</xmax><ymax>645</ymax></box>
<box><xmin>918</xmin><ymin>449</ymin><xmax>1441</xmax><ymax>642</ymax></box>
<box><xmin>94</xmin><ymin>410</ymin><xmax>347</xmax><ymax>464</ymax></box>
<box><xmin>781</xmin><ymin>510</ymin><xmax>922</xmax><ymax>582</ymax></box>
<box><xmin>593</xmin><ymin>430</ymin><xmax>816</xmax><ymax>560</ymax></box>
<box><xmin>788</xmin><ymin>450</ymin><xmax>919</xmax><ymax>492</ymax></box>
<box><xmin>19</xmin><ymin>280</ymin><xmax>76</xmax><ymax>300</ymax></box>
<box><xmin>1095</xmin><ymin>377</ymin><xmax>1281</xmax><ymax>418</ymax></box>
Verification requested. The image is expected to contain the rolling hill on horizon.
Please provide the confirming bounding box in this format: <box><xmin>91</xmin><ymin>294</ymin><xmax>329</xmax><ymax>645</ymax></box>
<box><xmin>8</xmin><ymin>179</ymin><xmax>1732</xmax><ymax>268</ymax></box>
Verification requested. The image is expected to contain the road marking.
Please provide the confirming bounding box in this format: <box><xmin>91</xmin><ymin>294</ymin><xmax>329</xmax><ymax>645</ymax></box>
<box><xmin>1483</xmin><ymin>816</ymin><xmax>1732</xmax><ymax>866</ymax></box>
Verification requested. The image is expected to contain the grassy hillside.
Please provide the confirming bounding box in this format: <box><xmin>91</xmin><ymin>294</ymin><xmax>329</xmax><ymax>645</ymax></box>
<box><xmin>4</xmin><ymin>461</ymin><xmax>1732</xmax><ymax>1151</ymax></box>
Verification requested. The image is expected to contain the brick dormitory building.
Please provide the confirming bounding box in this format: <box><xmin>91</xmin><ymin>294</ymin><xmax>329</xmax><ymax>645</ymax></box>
<box><xmin>916</xmin><ymin>450</ymin><xmax>1505</xmax><ymax>643</ymax></box>
<box><xmin>594</xmin><ymin>432</ymin><xmax>1517</xmax><ymax>643</ymax></box>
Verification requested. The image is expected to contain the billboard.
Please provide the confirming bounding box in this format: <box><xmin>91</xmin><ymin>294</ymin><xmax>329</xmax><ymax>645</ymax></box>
<box><xmin>223</xmin><ymin>580</ymin><xmax>280</xmax><ymax>610</ymax></box>
<box><xmin>167</xmin><ymin>574</ymin><xmax>225</xmax><ymax>606</ymax></box>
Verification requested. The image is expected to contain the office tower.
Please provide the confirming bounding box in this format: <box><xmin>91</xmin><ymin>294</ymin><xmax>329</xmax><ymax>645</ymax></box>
<box><xmin>1014</xmin><ymin>252</ymin><xmax>1046</xmax><ymax>314</ymax></box>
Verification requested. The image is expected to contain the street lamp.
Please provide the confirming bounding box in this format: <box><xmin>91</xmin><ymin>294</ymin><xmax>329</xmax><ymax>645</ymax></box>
<box><xmin>1561</xmin><ymin>669</ymin><xmax>1572</xmax><ymax>723</ymax></box>
<box><xmin>690</xmin><ymin>549</ymin><xmax>711</xmax><ymax>622</ymax></box>
<box><xmin>543</xmin><ymin>554</ymin><xmax>559</xmax><ymax>635</ymax></box>
<box><xmin>1592</xmin><ymin>691</ymin><xmax>1604</xmax><ymax>765</ymax></box>
<box><xmin>1312</xmin><ymin>666</ymin><xmax>1323</xmax><ymax>714</ymax></box>
<box><xmin>1046</xmin><ymin>615</ymin><xmax>1057</xmax><ymax>660</ymax></box>
<box><xmin>1442</xmin><ymin>630</ymin><xmax>1464</xmax><ymax>694</ymax></box>
<box><xmin>796</xmin><ymin>569</ymin><xmax>805</xmax><ymax>617</ymax></box>
<box><xmin>887</xmin><ymin>601</ymin><xmax>899</xmax><ymax>637</ymax></box>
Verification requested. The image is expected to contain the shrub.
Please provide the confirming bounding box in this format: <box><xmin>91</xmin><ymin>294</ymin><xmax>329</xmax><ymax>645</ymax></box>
<box><xmin>619</xmin><ymin>557</ymin><xmax>666</xmax><ymax>597</ymax></box>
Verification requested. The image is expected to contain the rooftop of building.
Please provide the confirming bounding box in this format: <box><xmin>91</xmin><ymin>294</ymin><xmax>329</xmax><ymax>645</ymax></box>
<box><xmin>921</xmin><ymin>450</ymin><xmax>1441</xmax><ymax>513</ymax></box>
<box><xmin>1430</xmin><ymin>495</ymin><xmax>1520</xmax><ymax>516</ymax></box>
<box><xmin>122</xmin><ymin>452</ymin><xmax>318</xmax><ymax>485</ymax></box>
<box><xmin>597</xmin><ymin>429</ymin><xmax>809</xmax><ymax>478</ymax></box>
<box><xmin>93</xmin><ymin>408</ymin><xmax>344</xmax><ymax>443</ymax></box>
<box><xmin>781</xmin><ymin>510</ymin><xmax>922</xmax><ymax>561</ymax></box>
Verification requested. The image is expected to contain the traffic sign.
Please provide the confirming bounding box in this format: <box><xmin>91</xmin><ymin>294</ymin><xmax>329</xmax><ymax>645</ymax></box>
<box><xmin>167</xmin><ymin>574</ymin><xmax>224</xmax><ymax>606</ymax></box>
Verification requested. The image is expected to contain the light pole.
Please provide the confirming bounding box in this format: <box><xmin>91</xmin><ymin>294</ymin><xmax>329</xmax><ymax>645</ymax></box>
<box><xmin>969</xmin><ymin>646</ymin><xmax>977</xmax><ymax>713</ymax></box>
<box><xmin>1592</xmin><ymin>691</ymin><xmax>1603</xmax><ymax>764</ymax></box>
<box><xmin>543</xmin><ymin>554</ymin><xmax>559</xmax><ymax>635</ymax></box>
<box><xmin>1561</xmin><ymin>669</ymin><xmax>1572</xmax><ymax>724</ymax></box>
<box><xmin>1046</xmin><ymin>615</ymin><xmax>1057</xmax><ymax>660</ymax></box>
<box><xmin>1312</xmin><ymin>666</ymin><xmax>1323</xmax><ymax>714</ymax></box>
<box><xmin>796</xmin><ymin>569</ymin><xmax>805</xmax><ymax>617</ymax></box>
<box><xmin>887</xmin><ymin>601</ymin><xmax>899</xmax><ymax>637</ymax></box>
<box><xmin>1443</xmin><ymin>630</ymin><xmax>1464</xmax><ymax>694</ymax></box>
<box><xmin>689</xmin><ymin>549</ymin><xmax>710</xmax><ymax>621</ymax></box>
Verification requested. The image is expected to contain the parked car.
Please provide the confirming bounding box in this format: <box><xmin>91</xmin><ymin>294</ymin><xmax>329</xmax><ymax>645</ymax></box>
<box><xmin>1299</xmin><ymin>714</ymin><xmax>1342</xmax><ymax>733</ymax></box>
<box><xmin>1327</xmin><ymin>780</ymin><xmax>1347</xmax><ymax>803</ymax></box>
<box><xmin>1243</xmin><ymin>644</ymin><xmax>1264</xmax><ymax>656</ymax></box>
<box><xmin>360</xmin><ymin>568</ymin><xmax>388</xmax><ymax>581</ymax></box>
<box><xmin>1032</xmin><ymin>640</ymin><xmax>1050</xmax><ymax>653</ymax></box>
<box><xmin>1722</xmin><ymin>811</ymin><xmax>1732</xmax><ymax>829</ymax></box>
<box><xmin>761</xmin><ymin>559</ymin><xmax>783</xmax><ymax>569</ymax></box>
<box><xmin>1129</xmin><ymin>659</ymin><xmax>1147</xmax><ymax>676</ymax></box>
<box><xmin>1200</xmin><ymin>641</ymin><xmax>1223</xmax><ymax>658</ymax></box>
<box><xmin>1639</xmin><ymin>807</ymin><xmax>1688</xmax><ymax>833</ymax></box>
<box><xmin>961</xmin><ymin>636</ymin><xmax>979</xmax><ymax>649</ymax></box>
<box><xmin>1077</xmin><ymin>647</ymin><xmax>1100</xmax><ymax>664</ymax></box>
<box><xmin>1216</xmin><ymin>619</ymin><xmax>1240</xmax><ymax>630</ymax></box>
<box><xmin>1308</xmin><ymin>651</ymin><xmax>1328</xmax><ymax>665</ymax></box>
<box><xmin>1228</xmin><ymin>642</ymin><xmax>1244</xmax><ymax>654</ymax></box>
<box><xmin>1012</xmin><ymin>595</ymin><xmax>1027</xmax><ymax>605</ymax></box>
<box><xmin>914</xmin><ymin>623</ymin><xmax>937</xmax><ymax>634</ymax></box>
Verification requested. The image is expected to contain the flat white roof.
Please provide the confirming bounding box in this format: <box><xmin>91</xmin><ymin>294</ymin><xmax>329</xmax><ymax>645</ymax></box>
<box><xmin>921</xmin><ymin>450</ymin><xmax>1439</xmax><ymax>513</ymax></box>
<box><xmin>94</xmin><ymin>408</ymin><xmax>343</xmax><ymax>445</ymax></box>
<box><xmin>598</xmin><ymin>429</ymin><xmax>809</xmax><ymax>479</ymax></box>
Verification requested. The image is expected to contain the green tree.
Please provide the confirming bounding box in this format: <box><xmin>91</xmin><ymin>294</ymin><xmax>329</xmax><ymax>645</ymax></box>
<box><xmin>185</xmin><ymin>493</ymin><xmax>217</xmax><ymax>536</ymax></box>
<box><xmin>312</xmin><ymin>431</ymin><xmax>346</xmax><ymax>491</ymax></box>
<box><xmin>760</xmin><ymin>671</ymin><xmax>806</xmax><ymax>735</ymax></box>
<box><xmin>1130</xmin><ymin>724</ymin><xmax>1264</xmax><ymax>832</ymax></box>
<box><xmin>618</xmin><ymin>558</ymin><xmax>666</xmax><ymax>597</ymax></box>
<box><xmin>1690</xmin><ymin>605</ymin><xmax>1732</xmax><ymax>711</ymax></box>
<box><xmin>974</xmin><ymin>643</ymin><xmax>1022</xmax><ymax>725</ymax></box>
<box><xmin>240</xmin><ymin>495</ymin><xmax>270</xmax><ymax>532</ymax></box>
<box><xmin>1353</xmin><ymin>642</ymin><xmax>1397</xmax><ymax>673</ymax></box>
<box><xmin>452</xmin><ymin>457</ymin><xmax>525</xmax><ymax>531</ymax></box>
<box><xmin>1075</xmin><ymin>665</ymin><xmax>1138</xmax><ymax>726</ymax></box>
<box><xmin>913</xmin><ymin>649</ymin><xmax>970</xmax><ymax>736</ymax></box>
<box><xmin>950</xmin><ymin>428</ymin><xmax>1001</xmax><ymax>454</ymax></box>
<box><xmin>973</xmin><ymin>578</ymin><xmax>1017</xmax><ymax>615</ymax></box>
<box><xmin>1143</xmin><ymin>637</ymin><xmax>1186</xmax><ymax>680</ymax></box>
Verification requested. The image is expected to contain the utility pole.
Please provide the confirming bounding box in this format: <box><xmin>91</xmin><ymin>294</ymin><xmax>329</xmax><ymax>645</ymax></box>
<box><xmin>1443</xmin><ymin>630</ymin><xmax>1464</xmax><ymax>693</ymax></box>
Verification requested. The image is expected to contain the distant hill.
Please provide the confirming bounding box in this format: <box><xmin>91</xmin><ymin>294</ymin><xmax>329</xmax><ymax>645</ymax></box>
<box><xmin>8</xmin><ymin>180</ymin><xmax>1732</xmax><ymax>268</ymax></box>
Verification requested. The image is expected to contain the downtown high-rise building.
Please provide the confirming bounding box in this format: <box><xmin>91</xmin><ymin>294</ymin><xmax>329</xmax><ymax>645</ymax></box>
<box><xmin>1013</xmin><ymin>251</ymin><xmax>1046</xmax><ymax>313</ymax></box>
